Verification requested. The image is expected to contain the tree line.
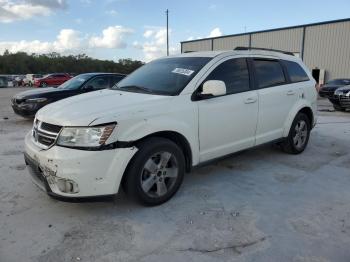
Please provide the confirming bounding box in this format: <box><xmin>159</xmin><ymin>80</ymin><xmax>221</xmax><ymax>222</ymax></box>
<box><xmin>0</xmin><ymin>50</ymin><xmax>144</xmax><ymax>75</ymax></box>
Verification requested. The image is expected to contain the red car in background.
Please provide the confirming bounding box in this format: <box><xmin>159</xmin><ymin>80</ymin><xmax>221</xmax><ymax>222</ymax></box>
<box><xmin>34</xmin><ymin>73</ymin><xmax>72</xmax><ymax>87</ymax></box>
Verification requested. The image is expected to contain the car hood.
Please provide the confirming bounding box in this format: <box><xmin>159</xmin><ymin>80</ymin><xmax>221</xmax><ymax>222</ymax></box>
<box><xmin>36</xmin><ymin>89</ymin><xmax>174</xmax><ymax>126</ymax></box>
<box><xmin>321</xmin><ymin>84</ymin><xmax>344</xmax><ymax>91</ymax></box>
<box><xmin>13</xmin><ymin>87</ymin><xmax>65</xmax><ymax>99</ymax></box>
<box><xmin>335</xmin><ymin>85</ymin><xmax>350</xmax><ymax>91</ymax></box>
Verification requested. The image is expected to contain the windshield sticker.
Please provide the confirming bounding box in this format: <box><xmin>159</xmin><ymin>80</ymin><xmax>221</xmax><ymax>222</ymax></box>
<box><xmin>172</xmin><ymin>68</ymin><xmax>195</xmax><ymax>76</ymax></box>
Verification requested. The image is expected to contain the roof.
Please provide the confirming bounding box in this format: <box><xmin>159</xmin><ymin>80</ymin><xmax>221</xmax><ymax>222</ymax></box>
<box><xmin>78</xmin><ymin>72</ymin><xmax>126</xmax><ymax>76</ymax></box>
<box><xmin>181</xmin><ymin>17</ymin><xmax>350</xmax><ymax>44</ymax></box>
<box><xmin>164</xmin><ymin>49</ymin><xmax>301</xmax><ymax>61</ymax></box>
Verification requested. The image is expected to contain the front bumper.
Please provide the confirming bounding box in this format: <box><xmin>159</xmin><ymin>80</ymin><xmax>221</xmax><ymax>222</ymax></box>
<box><xmin>24</xmin><ymin>132</ymin><xmax>137</xmax><ymax>198</ymax></box>
<box><xmin>11</xmin><ymin>103</ymin><xmax>39</xmax><ymax>117</ymax></box>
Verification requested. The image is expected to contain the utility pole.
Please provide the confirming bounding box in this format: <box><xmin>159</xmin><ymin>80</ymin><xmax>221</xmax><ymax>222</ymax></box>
<box><xmin>166</xmin><ymin>9</ymin><xmax>169</xmax><ymax>56</ymax></box>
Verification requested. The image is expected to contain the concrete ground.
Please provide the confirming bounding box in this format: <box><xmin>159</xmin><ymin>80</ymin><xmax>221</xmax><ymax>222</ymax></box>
<box><xmin>1</xmin><ymin>87</ymin><xmax>350</xmax><ymax>262</ymax></box>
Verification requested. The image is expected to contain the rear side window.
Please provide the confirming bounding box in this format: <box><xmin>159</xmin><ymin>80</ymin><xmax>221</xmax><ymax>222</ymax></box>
<box><xmin>205</xmin><ymin>58</ymin><xmax>250</xmax><ymax>95</ymax></box>
<box><xmin>283</xmin><ymin>60</ymin><xmax>309</xmax><ymax>83</ymax></box>
<box><xmin>254</xmin><ymin>59</ymin><xmax>286</xmax><ymax>88</ymax></box>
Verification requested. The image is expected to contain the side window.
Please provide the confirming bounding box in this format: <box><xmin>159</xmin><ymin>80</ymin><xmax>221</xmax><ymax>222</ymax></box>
<box><xmin>205</xmin><ymin>58</ymin><xmax>250</xmax><ymax>95</ymax></box>
<box><xmin>254</xmin><ymin>59</ymin><xmax>286</xmax><ymax>88</ymax></box>
<box><xmin>85</xmin><ymin>76</ymin><xmax>110</xmax><ymax>90</ymax></box>
<box><xmin>110</xmin><ymin>75</ymin><xmax>124</xmax><ymax>87</ymax></box>
<box><xmin>283</xmin><ymin>60</ymin><xmax>309</xmax><ymax>83</ymax></box>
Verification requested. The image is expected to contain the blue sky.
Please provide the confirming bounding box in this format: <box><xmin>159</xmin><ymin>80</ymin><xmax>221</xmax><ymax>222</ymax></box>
<box><xmin>0</xmin><ymin>0</ymin><xmax>349</xmax><ymax>62</ymax></box>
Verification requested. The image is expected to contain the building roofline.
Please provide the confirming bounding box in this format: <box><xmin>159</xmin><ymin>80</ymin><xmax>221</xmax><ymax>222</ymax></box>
<box><xmin>180</xmin><ymin>17</ymin><xmax>350</xmax><ymax>44</ymax></box>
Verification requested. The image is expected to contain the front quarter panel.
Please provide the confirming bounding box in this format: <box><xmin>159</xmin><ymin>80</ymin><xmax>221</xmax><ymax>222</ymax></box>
<box><xmin>105</xmin><ymin>94</ymin><xmax>200</xmax><ymax>165</ymax></box>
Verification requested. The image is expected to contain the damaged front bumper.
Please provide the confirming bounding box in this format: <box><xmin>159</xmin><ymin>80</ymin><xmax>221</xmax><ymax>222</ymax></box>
<box><xmin>24</xmin><ymin>132</ymin><xmax>138</xmax><ymax>198</ymax></box>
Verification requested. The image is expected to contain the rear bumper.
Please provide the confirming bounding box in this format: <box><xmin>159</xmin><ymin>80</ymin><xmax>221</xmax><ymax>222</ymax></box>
<box><xmin>24</xmin><ymin>132</ymin><xmax>138</xmax><ymax>198</ymax></box>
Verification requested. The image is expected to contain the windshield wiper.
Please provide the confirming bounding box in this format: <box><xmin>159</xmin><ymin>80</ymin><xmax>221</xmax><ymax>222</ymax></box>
<box><xmin>116</xmin><ymin>85</ymin><xmax>155</xmax><ymax>94</ymax></box>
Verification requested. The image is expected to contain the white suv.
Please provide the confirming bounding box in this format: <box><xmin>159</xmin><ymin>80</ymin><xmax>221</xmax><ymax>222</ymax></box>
<box><xmin>24</xmin><ymin>49</ymin><xmax>317</xmax><ymax>205</ymax></box>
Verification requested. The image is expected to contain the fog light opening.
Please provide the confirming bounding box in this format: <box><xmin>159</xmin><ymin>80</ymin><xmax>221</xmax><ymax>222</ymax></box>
<box><xmin>56</xmin><ymin>178</ymin><xmax>79</xmax><ymax>194</ymax></box>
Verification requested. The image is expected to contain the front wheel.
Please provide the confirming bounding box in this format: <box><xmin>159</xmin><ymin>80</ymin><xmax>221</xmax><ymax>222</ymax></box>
<box><xmin>123</xmin><ymin>137</ymin><xmax>185</xmax><ymax>206</ymax></box>
<box><xmin>40</xmin><ymin>82</ymin><xmax>47</xmax><ymax>87</ymax></box>
<box><xmin>281</xmin><ymin>113</ymin><xmax>311</xmax><ymax>154</ymax></box>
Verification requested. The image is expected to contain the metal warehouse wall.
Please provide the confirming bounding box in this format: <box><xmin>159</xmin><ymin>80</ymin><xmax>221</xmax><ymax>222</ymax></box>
<box><xmin>182</xmin><ymin>39</ymin><xmax>212</xmax><ymax>53</ymax></box>
<box><xmin>303</xmin><ymin>21</ymin><xmax>350</xmax><ymax>80</ymax></box>
<box><xmin>180</xmin><ymin>19</ymin><xmax>350</xmax><ymax>81</ymax></box>
<box><xmin>251</xmin><ymin>28</ymin><xmax>303</xmax><ymax>54</ymax></box>
<box><xmin>213</xmin><ymin>35</ymin><xmax>249</xmax><ymax>50</ymax></box>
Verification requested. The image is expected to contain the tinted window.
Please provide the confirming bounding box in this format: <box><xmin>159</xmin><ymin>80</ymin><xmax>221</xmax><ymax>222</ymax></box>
<box><xmin>205</xmin><ymin>58</ymin><xmax>250</xmax><ymax>94</ymax></box>
<box><xmin>283</xmin><ymin>60</ymin><xmax>309</xmax><ymax>82</ymax></box>
<box><xmin>85</xmin><ymin>76</ymin><xmax>110</xmax><ymax>90</ymax></box>
<box><xmin>254</xmin><ymin>59</ymin><xmax>286</xmax><ymax>88</ymax></box>
<box><xmin>58</xmin><ymin>74</ymin><xmax>92</xmax><ymax>90</ymax></box>
<box><xmin>114</xmin><ymin>57</ymin><xmax>211</xmax><ymax>95</ymax></box>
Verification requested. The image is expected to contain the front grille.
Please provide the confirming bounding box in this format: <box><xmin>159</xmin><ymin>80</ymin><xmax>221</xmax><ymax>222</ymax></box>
<box><xmin>32</xmin><ymin>120</ymin><xmax>62</xmax><ymax>149</ymax></box>
<box><xmin>339</xmin><ymin>95</ymin><xmax>350</xmax><ymax>107</ymax></box>
<box><xmin>40</xmin><ymin>122</ymin><xmax>62</xmax><ymax>133</ymax></box>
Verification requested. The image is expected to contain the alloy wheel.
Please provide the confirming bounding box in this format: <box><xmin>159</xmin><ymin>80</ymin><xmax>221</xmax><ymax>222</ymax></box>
<box><xmin>140</xmin><ymin>151</ymin><xmax>178</xmax><ymax>198</ymax></box>
<box><xmin>293</xmin><ymin>120</ymin><xmax>308</xmax><ymax>150</ymax></box>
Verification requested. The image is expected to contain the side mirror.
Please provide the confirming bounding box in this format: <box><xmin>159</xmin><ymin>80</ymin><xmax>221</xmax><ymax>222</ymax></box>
<box><xmin>200</xmin><ymin>80</ymin><xmax>226</xmax><ymax>97</ymax></box>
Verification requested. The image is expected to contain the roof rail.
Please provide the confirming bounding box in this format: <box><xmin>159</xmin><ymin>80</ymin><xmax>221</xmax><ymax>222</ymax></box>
<box><xmin>234</xmin><ymin>46</ymin><xmax>295</xmax><ymax>56</ymax></box>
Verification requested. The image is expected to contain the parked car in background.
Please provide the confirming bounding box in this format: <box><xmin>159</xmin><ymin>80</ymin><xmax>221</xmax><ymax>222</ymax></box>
<box><xmin>319</xmin><ymin>78</ymin><xmax>350</xmax><ymax>98</ymax></box>
<box><xmin>0</xmin><ymin>76</ymin><xmax>9</xmax><ymax>88</ymax></box>
<box><xmin>24</xmin><ymin>49</ymin><xmax>317</xmax><ymax>205</ymax></box>
<box><xmin>13</xmin><ymin>75</ymin><xmax>26</xmax><ymax>86</ymax></box>
<box><xmin>23</xmin><ymin>74</ymin><xmax>43</xmax><ymax>86</ymax></box>
<box><xmin>332</xmin><ymin>85</ymin><xmax>350</xmax><ymax>111</ymax></box>
<box><xmin>12</xmin><ymin>73</ymin><xmax>126</xmax><ymax>117</ymax></box>
<box><xmin>34</xmin><ymin>73</ymin><xmax>71</xmax><ymax>87</ymax></box>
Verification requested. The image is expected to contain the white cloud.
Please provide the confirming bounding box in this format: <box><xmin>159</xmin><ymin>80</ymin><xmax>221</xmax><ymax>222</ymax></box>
<box><xmin>0</xmin><ymin>25</ymin><xmax>134</xmax><ymax>55</ymax></box>
<box><xmin>208</xmin><ymin>27</ymin><xmax>222</xmax><ymax>37</ymax></box>
<box><xmin>135</xmin><ymin>26</ymin><xmax>179</xmax><ymax>62</ymax></box>
<box><xmin>0</xmin><ymin>0</ymin><xmax>67</xmax><ymax>23</ymax></box>
<box><xmin>143</xmin><ymin>30</ymin><xmax>154</xmax><ymax>38</ymax></box>
<box><xmin>89</xmin><ymin>26</ymin><xmax>133</xmax><ymax>49</ymax></box>
<box><xmin>0</xmin><ymin>28</ymin><xmax>82</xmax><ymax>54</ymax></box>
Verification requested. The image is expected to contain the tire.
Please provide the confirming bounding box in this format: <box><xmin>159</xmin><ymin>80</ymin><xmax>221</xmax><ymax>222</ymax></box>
<box><xmin>333</xmin><ymin>105</ymin><xmax>346</xmax><ymax>112</ymax></box>
<box><xmin>40</xmin><ymin>82</ymin><xmax>47</xmax><ymax>87</ymax></box>
<box><xmin>281</xmin><ymin>112</ymin><xmax>311</xmax><ymax>154</ymax></box>
<box><xmin>123</xmin><ymin>137</ymin><xmax>185</xmax><ymax>206</ymax></box>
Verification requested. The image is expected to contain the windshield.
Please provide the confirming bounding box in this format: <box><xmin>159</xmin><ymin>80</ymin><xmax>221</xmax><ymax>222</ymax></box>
<box><xmin>112</xmin><ymin>57</ymin><xmax>212</xmax><ymax>95</ymax></box>
<box><xmin>327</xmin><ymin>79</ymin><xmax>350</xmax><ymax>85</ymax></box>
<box><xmin>57</xmin><ymin>74</ymin><xmax>91</xmax><ymax>90</ymax></box>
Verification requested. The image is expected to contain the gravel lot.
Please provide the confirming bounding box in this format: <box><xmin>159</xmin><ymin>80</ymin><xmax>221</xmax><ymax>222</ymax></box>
<box><xmin>1</xmin><ymin>87</ymin><xmax>350</xmax><ymax>262</ymax></box>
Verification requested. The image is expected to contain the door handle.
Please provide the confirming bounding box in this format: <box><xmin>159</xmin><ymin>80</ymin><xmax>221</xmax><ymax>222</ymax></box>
<box><xmin>244</xmin><ymin>97</ymin><xmax>257</xmax><ymax>104</ymax></box>
<box><xmin>287</xmin><ymin>90</ymin><xmax>295</xmax><ymax>96</ymax></box>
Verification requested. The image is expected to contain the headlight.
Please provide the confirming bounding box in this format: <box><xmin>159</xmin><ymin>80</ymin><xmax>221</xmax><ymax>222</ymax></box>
<box><xmin>57</xmin><ymin>124</ymin><xmax>116</xmax><ymax>148</ymax></box>
<box><xmin>26</xmin><ymin>98</ymin><xmax>47</xmax><ymax>103</ymax></box>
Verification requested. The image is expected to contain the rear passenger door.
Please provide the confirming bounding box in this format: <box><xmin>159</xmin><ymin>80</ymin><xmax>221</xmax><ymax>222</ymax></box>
<box><xmin>253</xmin><ymin>58</ymin><xmax>300</xmax><ymax>145</ymax></box>
<box><xmin>197</xmin><ymin>57</ymin><xmax>259</xmax><ymax>162</ymax></box>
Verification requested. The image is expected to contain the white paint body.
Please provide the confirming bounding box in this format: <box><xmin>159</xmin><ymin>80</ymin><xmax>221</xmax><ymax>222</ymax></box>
<box><xmin>25</xmin><ymin>50</ymin><xmax>317</xmax><ymax>197</ymax></box>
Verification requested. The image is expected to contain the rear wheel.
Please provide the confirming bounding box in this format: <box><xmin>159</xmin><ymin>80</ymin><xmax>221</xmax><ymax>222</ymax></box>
<box><xmin>281</xmin><ymin>113</ymin><xmax>311</xmax><ymax>154</ymax></box>
<box><xmin>40</xmin><ymin>82</ymin><xmax>47</xmax><ymax>87</ymax></box>
<box><xmin>123</xmin><ymin>137</ymin><xmax>185</xmax><ymax>206</ymax></box>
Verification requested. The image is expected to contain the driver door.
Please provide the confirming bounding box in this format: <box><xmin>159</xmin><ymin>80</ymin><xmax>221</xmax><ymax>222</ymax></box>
<box><xmin>196</xmin><ymin>58</ymin><xmax>259</xmax><ymax>162</ymax></box>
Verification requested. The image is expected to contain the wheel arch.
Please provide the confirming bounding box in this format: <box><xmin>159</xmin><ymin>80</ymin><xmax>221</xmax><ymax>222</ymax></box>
<box><xmin>283</xmin><ymin>104</ymin><xmax>315</xmax><ymax>137</ymax></box>
<box><xmin>133</xmin><ymin>131</ymin><xmax>193</xmax><ymax>172</ymax></box>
